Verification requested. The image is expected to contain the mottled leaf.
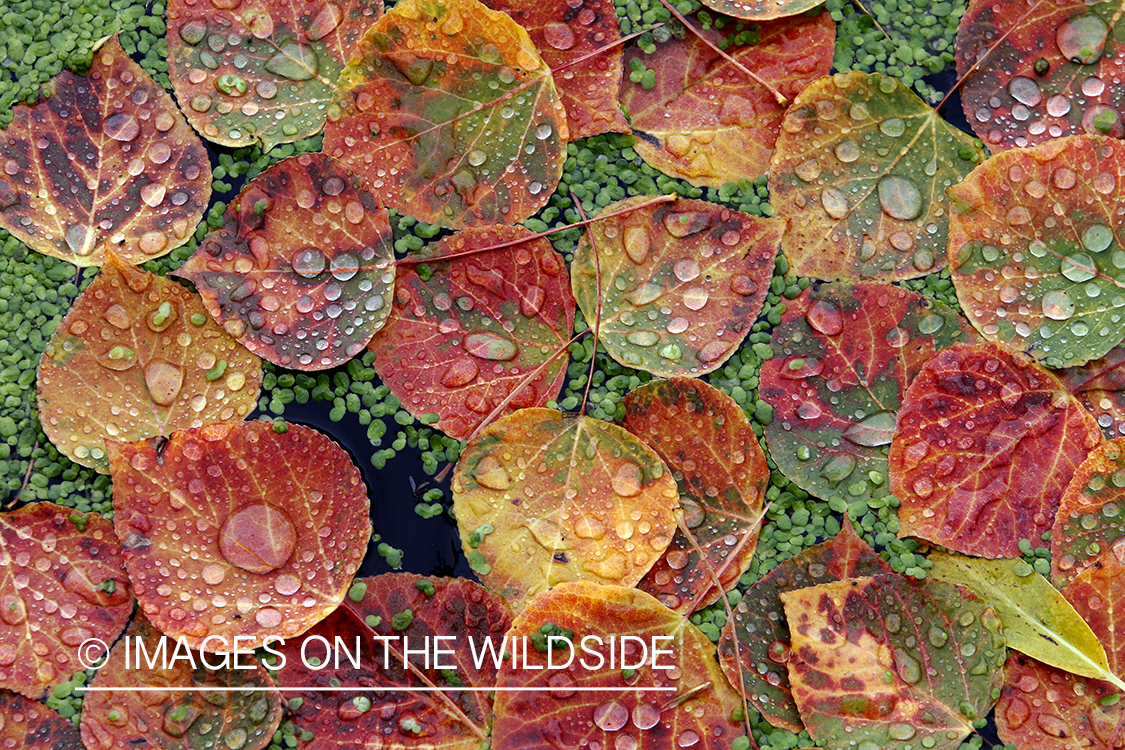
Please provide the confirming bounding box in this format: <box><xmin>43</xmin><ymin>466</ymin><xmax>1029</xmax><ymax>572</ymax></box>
<box><xmin>80</xmin><ymin>612</ymin><xmax>283</xmax><ymax>750</ymax></box>
<box><xmin>492</xmin><ymin>581</ymin><xmax>745</xmax><ymax>750</ymax></box>
<box><xmin>570</xmin><ymin>196</ymin><xmax>782</xmax><ymax>377</ymax></box>
<box><xmin>482</xmin><ymin>0</ymin><xmax>628</xmax><ymax>139</ymax></box>
<box><xmin>621</xmin><ymin>377</ymin><xmax>769</xmax><ymax>614</ymax></box>
<box><xmin>37</xmin><ymin>254</ymin><xmax>262</xmax><ymax>473</ymax></box>
<box><xmin>782</xmin><ymin>574</ymin><xmax>1006</xmax><ymax>750</ymax></box>
<box><xmin>1052</xmin><ymin>438</ymin><xmax>1125</xmax><ymax>586</ymax></box>
<box><xmin>0</xmin><ymin>690</ymin><xmax>82</xmax><ymax>749</ymax></box>
<box><xmin>278</xmin><ymin>574</ymin><xmax>511</xmax><ymax>750</ymax></box>
<box><xmin>0</xmin><ymin>503</ymin><xmax>132</xmax><ymax>699</ymax></box>
<box><xmin>0</xmin><ymin>37</ymin><xmax>210</xmax><ymax>266</ymax></box>
<box><xmin>717</xmin><ymin>517</ymin><xmax>892</xmax><ymax>732</ymax></box>
<box><xmin>889</xmin><ymin>342</ymin><xmax>1103</xmax><ymax>558</ymax></box>
<box><xmin>760</xmin><ymin>282</ymin><xmax>975</xmax><ymax>509</ymax></box>
<box><xmin>618</xmin><ymin>12</ymin><xmax>834</xmax><ymax>188</ymax></box>
<box><xmin>771</xmin><ymin>70</ymin><xmax>983</xmax><ymax>282</ymax></box>
<box><xmin>369</xmin><ymin>226</ymin><xmax>574</xmax><ymax>440</ymax></box>
<box><xmin>108</xmin><ymin>420</ymin><xmax>371</xmax><ymax>651</ymax></box>
<box><xmin>698</xmin><ymin>0</ymin><xmax>819</xmax><ymax>20</ymax></box>
<box><xmin>949</xmin><ymin>134</ymin><xmax>1125</xmax><ymax>368</ymax></box>
<box><xmin>324</xmin><ymin>0</ymin><xmax>568</xmax><ymax>229</ymax></box>
<box><xmin>166</xmin><ymin>0</ymin><xmax>381</xmax><ymax>150</ymax></box>
<box><xmin>176</xmin><ymin>153</ymin><xmax>394</xmax><ymax>371</ymax></box>
<box><xmin>1060</xmin><ymin>344</ymin><xmax>1125</xmax><ymax>439</ymax></box>
<box><xmin>452</xmin><ymin>407</ymin><xmax>680</xmax><ymax>613</ymax></box>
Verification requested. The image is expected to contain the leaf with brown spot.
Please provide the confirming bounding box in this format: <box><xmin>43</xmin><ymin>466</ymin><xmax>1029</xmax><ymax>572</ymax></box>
<box><xmin>452</xmin><ymin>408</ymin><xmax>680</xmax><ymax>614</ymax></box>
<box><xmin>278</xmin><ymin>574</ymin><xmax>512</xmax><ymax>750</ymax></box>
<box><xmin>620</xmin><ymin>377</ymin><xmax>768</xmax><ymax>615</ymax></box>
<box><xmin>1059</xmin><ymin>344</ymin><xmax>1125</xmax><ymax>439</ymax></box>
<box><xmin>108</xmin><ymin>420</ymin><xmax>371</xmax><ymax>651</ymax></box>
<box><xmin>176</xmin><ymin>153</ymin><xmax>395</xmax><ymax>371</ymax></box>
<box><xmin>717</xmin><ymin>517</ymin><xmax>892</xmax><ymax>732</ymax></box>
<box><xmin>0</xmin><ymin>690</ymin><xmax>82</xmax><ymax>749</ymax></box>
<box><xmin>0</xmin><ymin>503</ymin><xmax>132</xmax><ymax>699</ymax></box>
<box><xmin>618</xmin><ymin>12</ymin><xmax>834</xmax><ymax>188</ymax></box>
<box><xmin>782</xmin><ymin>574</ymin><xmax>1006</xmax><ymax>750</ymax></box>
<box><xmin>492</xmin><ymin>581</ymin><xmax>745</xmax><ymax>750</ymax></box>
<box><xmin>1052</xmin><ymin>438</ymin><xmax>1125</xmax><ymax>586</ymax></box>
<box><xmin>80</xmin><ymin>612</ymin><xmax>283</xmax><ymax>750</ymax></box>
<box><xmin>889</xmin><ymin>342</ymin><xmax>1103</xmax><ymax>559</ymax></box>
<box><xmin>37</xmin><ymin>254</ymin><xmax>262</xmax><ymax>473</ymax></box>
<box><xmin>0</xmin><ymin>37</ymin><xmax>210</xmax><ymax>266</ymax></box>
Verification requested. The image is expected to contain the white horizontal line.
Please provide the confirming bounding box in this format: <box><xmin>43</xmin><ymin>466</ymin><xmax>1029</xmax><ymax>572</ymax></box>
<box><xmin>76</xmin><ymin>686</ymin><xmax>677</xmax><ymax>693</ymax></box>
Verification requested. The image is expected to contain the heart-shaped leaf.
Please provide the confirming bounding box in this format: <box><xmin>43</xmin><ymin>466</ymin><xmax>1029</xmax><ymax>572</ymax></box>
<box><xmin>452</xmin><ymin>407</ymin><xmax>680</xmax><ymax>613</ymax></box>
<box><xmin>0</xmin><ymin>690</ymin><xmax>82</xmax><ymax>749</ymax></box>
<box><xmin>0</xmin><ymin>37</ymin><xmax>210</xmax><ymax>267</ymax></box>
<box><xmin>369</xmin><ymin>226</ymin><xmax>575</xmax><ymax>440</ymax></box>
<box><xmin>1052</xmin><ymin>438</ymin><xmax>1125</xmax><ymax>586</ymax></box>
<box><xmin>37</xmin><ymin>254</ymin><xmax>262</xmax><ymax>473</ymax></box>
<box><xmin>618</xmin><ymin>12</ymin><xmax>835</xmax><ymax>187</ymax></box>
<box><xmin>621</xmin><ymin>377</ymin><xmax>769</xmax><ymax>614</ymax></box>
<box><xmin>771</xmin><ymin>70</ymin><xmax>983</xmax><ymax>281</ymax></box>
<box><xmin>176</xmin><ymin>153</ymin><xmax>395</xmax><ymax>371</ymax></box>
<box><xmin>1060</xmin><ymin>343</ymin><xmax>1125</xmax><ymax>439</ymax></box>
<box><xmin>167</xmin><ymin>0</ymin><xmax>382</xmax><ymax>150</ymax></box>
<box><xmin>889</xmin><ymin>342</ymin><xmax>1103</xmax><ymax>558</ymax></box>
<box><xmin>0</xmin><ymin>503</ymin><xmax>132</xmax><ymax>699</ymax></box>
<box><xmin>570</xmin><ymin>196</ymin><xmax>782</xmax><ymax>377</ymax></box>
<box><xmin>324</xmin><ymin>0</ymin><xmax>569</xmax><ymax>229</ymax></box>
<box><xmin>108</xmin><ymin>420</ymin><xmax>371</xmax><ymax>651</ymax></box>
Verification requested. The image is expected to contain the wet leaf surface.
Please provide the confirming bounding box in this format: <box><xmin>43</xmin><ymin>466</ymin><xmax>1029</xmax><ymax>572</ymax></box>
<box><xmin>717</xmin><ymin>517</ymin><xmax>892</xmax><ymax>732</ymax></box>
<box><xmin>108</xmin><ymin>420</ymin><xmax>371</xmax><ymax>651</ymax></box>
<box><xmin>166</xmin><ymin>0</ymin><xmax>381</xmax><ymax>150</ymax></box>
<box><xmin>37</xmin><ymin>254</ymin><xmax>262</xmax><ymax>473</ymax></box>
<box><xmin>890</xmin><ymin>342</ymin><xmax>1103</xmax><ymax>558</ymax></box>
<box><xmin>1059</xmin><ymin>344</ymin><xmax>1125</xmax><ymax>439</ymax></box>
<box><xmin>618</xmin><ymin>12</ymin><xmax>834</xmax><ymax>187</ymax></box>
<box><xmin>80</xmin><ymin>612</ymin><xmax>283</xmax><ymax>750</ymax></box>
<box><xmin>492</xmin><ymin>580</ymin><xmax>745</xmax><ymax>750</ymax></box>
<box><xmin>0</xmin><ymin>689</ymin><xmax>82</xmax><ymax>749</ymax></box>
<box><xmin>949</xmin><ymin>134</ymin><xmax>1125</xmax><ymax>368</ymax></box>
<box><xmin>0</xmin><ymin>502</ymin><xmax>132</xmax><ymax>699</ymax></box>
<box><xmin>782</xmin><ymin>574</ymin><xmax>1006</xmax><ymax>750</ymax></box>
<box><xmin>761</xmin><ymin>282</ymin><xmax>976</xmax><ymax>510</ymax></box>
<box><xmin>570</xmin><ymin>196</ymin><xmax>782</xmax><ymax>377</ymax></box>
<box><xmin>324</xmin><ymin>0</ymin><xmax>568</xmax><ymax>229</ymax></box>
<box><xmin>176</xmin><ymin>153</ymin><xmax>395</xmax><ymax>371</ymax></box>
<box><xmin>452</xmin><ymin>407</ymin><xmax>680</xmax><ymax>613</ymax></box>
<box><xmin>771</xmin><ymin>70</ymin><xmax>982</xmax><ymax>282</ymax></box>
<box><xmin>278</xmin><ymin>573</ymin><xmax>511</xmax><ymax>750</ymax></box>
<box><xmin>1052</xmin><ymin>438</ymin><xmax>1125</xmax><ymax>586</ymax></box>
<box><xmin>621</xmin><ymin>377</ymin><xmax>768</xmax><ymax>615</ymax></box>
<box><xmin>698</xmin><ymin>0</ymin><xmax>821</xmax><ymax>20</ymax></box>
<box><xmin>369</xmin><ymin>226</ymin><xmax>575</xmax><ymax>440</ymax></box>
<box><xmin>0</xmin><ymin>37</ymin><xmax>210</xmax><ymax>267</ymax></box>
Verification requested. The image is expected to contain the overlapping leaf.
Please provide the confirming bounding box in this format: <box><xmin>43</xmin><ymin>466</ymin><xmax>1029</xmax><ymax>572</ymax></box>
<box><xmin>621</xmin><ymin>377</ymin><xmax>768</xmax><ymax>614</ymax></box>
<box><xmin>697</xmin><ymin>0</ymin><xmax>820</xmax><ymax>20</ymax></box>
<box><xmin>571</xmin><ymin>196</ymin><xmax>782</xmax><ymax>377</ymax></box>
<box><xmin>782</xmin><ymin>574</ymin><xmax>1006</xmax><ymax>750</ymax></box>
<box><xmin>37</xmin><ymin>254</ymin><xmax>262</xmax><ymax>473</ymax></box>
<box><xmin>80</xmin><ymin>612</ymin><xmax>283</xmax><ymax>750</ymax></box>
<box><xmin>452</xmin><ymin>408</ymin><xmax>680</xmax><ymax>613</ymax></box>
<box><xmin>0</xmin><ymin>689</ymin><xmax>82</xmax><ymax>749</ymax></box>
<box><xmin>176</xmin><ymin>153</ymin><xmax>395</xmax><ymax>371</ymax></box>
<box><xmin>369</xmin><ymin>226</ymin><xmax>574</xmax><ymax>439</ymax></box>
<box><xmin>278</xmin><ymin>574</ymin><xmax>511</xmax><ymax>750</ymax></box>
<box><xmin>166</xmin><ymin>0</ymin><xmax>381</xmax><ymax>150</ymax></box>
<box><xmin>618</xmin><ymin>12</ymin><xmax>834</xmax><ymax>187</ymax></box>
<box><xmin>761</xmin><ymin>282</ymin><xmax>975</xmax><ymax>508</ymax></box>
<box><xmin>492</xmin><ymin>581</ymin><xmax>745</xmax><ymax>750</ymax></box>
<box><xmin>717</xmin><ymin>517</ymin><xmax>892</xmax><ymax>732</ymax></box>
<box><xmin>0</xmin><ymin>37</ymin><xmax>210</xmax><ymax>266</ymax></box>
<box><xmin>949</xmin><ymin>134</ymin><xmax>1125</xmax><ymax>368</ymax></box>
<box><xmin>324</xmin><ymin>0</ymin><xmax>569</xmax><ymax>229</ymax></box>
<box><xmin>889</xmin><ymin>342</ymin><xmax>1103</xmax><ymax>558</ymax></box>
<box><xmin>0</xmin><ymin>503</ymin><xmax>132</xmax><ymax>699</ymax></box>
<box><xmin>1052</xmin><ymin>438</ymin><xmax>1125</xmax><ymax>586</ymax></box>
<box><xmin>1060</xmin><ymin>344</ymin><xmax>1125</xmax><ymax>439</ymax></box>
<box><xmin>771</xmin><ymin>70</ymin><xmax>983</xmax><ymax>281</ymax></box>
<box><xmin>108</xmin><ymin>420</ymin><xmax>371</xmax><ymax>651</ymax></box>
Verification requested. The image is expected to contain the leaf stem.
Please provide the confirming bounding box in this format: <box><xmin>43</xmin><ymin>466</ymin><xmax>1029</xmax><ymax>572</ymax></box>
<box><xmin>551</xmin><ymin>23</ymin><xmax>667</xmax><ymax>75</ymax></box>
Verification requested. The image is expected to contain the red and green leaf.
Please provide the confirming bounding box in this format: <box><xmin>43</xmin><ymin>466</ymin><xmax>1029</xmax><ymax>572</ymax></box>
<box><xmin>0</xmin><ymin>690</ymin><xmax>82</xmax><ymax>749</ymax></box>
<box><xmin>1059</xmin><ymin>343</ymin><xmax>1125</xmax><ymax>439</ymax></box>
<box><xmin>1052</xmin><ymin>438</ymin><xmax>1125</xmax><ymax>586</ymax></box>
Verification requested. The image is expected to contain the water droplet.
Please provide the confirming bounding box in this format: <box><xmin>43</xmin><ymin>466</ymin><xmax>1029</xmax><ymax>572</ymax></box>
<box><xmin>265</xmin><ymin>44</ymin><xmax>319</xmax><ymax>81</ymax></box>
<box><xmin>820</xmin><ymin>453</ymin><xmax>855</xmax><ymax>482</ymax></box>
<box><xmin>474</xmin><ymin>456</ymin><xmax>511</xmax><ymax>490</ymax></box>
<box><xmin>1008</xmin><ymin>77</ymin><xmax>1042</xmax><ymax>107</ymax></box>
<box><xmin>306</xmin><ymin>3</ymin><xmax>343</xmax><ymax>40</ymax></box>
<box><xmin>536</xmin><ymin>123</ymin><xmax>553</xmax><ymax>140</ymax></box>
<box><xmin>806</xmin><ymin>300</ymin><xmax>842</xmax><ymax>335</ymax></box>
<box><xmin>843</xmin><ymin>411</ymin><xmax>896</xmax><ymax>446</ymax></box>
<box><xmin>835</xmin><ymin>139</ymin><xmax>860</xmax><ymax>163</ymax></box>
<box><xmin>632</xmin><ymin>704</ymin><xmax>660</xmax><ymax>730</ymax></box>
<box><xmin>893</xmin><ymin>648</ymin><xmax>923</xmax><ymax>684</ymax></box>
<box><xmin>592</xmin><ymin>701</ymin><xmax>628</xmax><ymax>731</ymax></box>
<box><xmin>255</xmin><ymin>607</ymin><xmax>282</xmax><ymax>628</ymax></box>
<box><xmin>878</xmin><ymin>175</ymin><xmax>923</xmax><ymax>221</ymax></box>
<box><xmin>1046</xmin><ymin>95</ymin><xmax>1071</xmax><ymax>117</ymax></box>
<box><xmin>626</xmin><ymin>331</ymin><xmax>659</xmax><ymax>347</ymax></box>
<box><xmin>293</xmin><ymin>247</ymin><xmax>326</xmax><ymax>278</ymax></box>
<box><xmin>330</xmin><ymin>253</ymin><xmax>358</xmax><ymax>281</ymax></box>
<box><xmin>218</xmin><ymin>504</ymin><xmax>296</xmax><ymax>574</ymax></box>
<box><xmin>179</xmin><ymin>20</ymin><xmax>207</xmax><ymax>45</ymax></box>
<box><xmin>880</xmin><ymin>117</ymin><xmax>905</xmax><ymax>137</ymax></box>
<box><xmin>1083</xmin><ymin>224</ymin><xmax>1114</xmax><ymax>253</ymax></box>
<box><xmin>676</xmin><ymin>730</ymin><xmax>700</xmax><ymax>747</ymax></box>
<box><xmin>202</xmin><ymin>563</ymin><xmax>226</xmax><ymax>585</ymax></box>
<box><xmin>1042</xmin><ymin>289</ymin><xmax>1076</xmax><ymax>320</ymax></box>
<box><xmin>682</xmin><ymin>287</ymin><xmax>708</xmax><ymax>310</ymax></box>
<box><xmin>889</xmin><ymin>723</ymin><xmax>917</xmax><ymax>741</ymax></box>
<box><xmin>1057</xmin><ymin>12</ymin><xmax>1109</xmax><ymax>64</ymax></box>
<box><xmin>141</xmin><ymin>183</ymin><xmax>166</xmax><ymax>208</ymax></box>
<box><xmin>611</xmin><ymin>464</ymin><xmax>642</xmax><ymax>497</ymax></box>
<box><xmin>674</xmin><ymin>259</ymin><xmax>700</xmax><ymax>282</ymax></box>
<box><xmin>1061</xmin><ymin>252</ymin><xmax>1097</xmax><ymax>282</ymax></box>
<box><xmin>821</xmin><ymin>188</ymin><xmax>849</xmax><ymax>219</ymax></box>
<box><xmin>795</xmin><ymin>159</ymin><xmax>821</xmax><ymax>182</ymax></box>
<box><xmin>65</xmin><ymin>224</ymin><xmax>94</xmax><ymax>256</ymax></box>
<box><xmin>467</xmin><ymin>149</ymin><xmax>487</xmax><ymax>167</ymax></box>
<box><xmin>543</xmin><ymin>22</ymin><xmax>576</xmax><ymax>50</ymax></box>
<box><xmin>624</xmin><ymin>227</ymin><xmax>649</xmax><ymax>264</ymax></box>
<box><xmin>144</xmin><ymin>361</ymin><xmax>183</xmax><ymax>407</ymax></box>
<box><xmin>463</xmin><ymin>332</ymin><xmax>518</xmax><ymax>361</ymax></box>
<box><xmin>441</xmin><ymin>358</ymin><xmax>479</xmax><ymax>388</ymax></box>
<box><xmin>102</xmin><ymin>112</ymin><xmax>140</xmax><ymax>141</ymax></box>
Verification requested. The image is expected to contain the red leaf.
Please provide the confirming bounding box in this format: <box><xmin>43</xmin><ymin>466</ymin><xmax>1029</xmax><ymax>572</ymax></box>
<box><xmin>0</xmin><ymin>689</ymin><xmax>82</xmax><ymax>749</ymax></box>
<box><xmin>1052</xmin><ymin>439</ymin><xmax>1125</xmax><ymax>586</ymax></box>
<box><xmin>1059</xmin><ymin>344</ymin><xmax>1125</xmax><ymax>439</ymax></box>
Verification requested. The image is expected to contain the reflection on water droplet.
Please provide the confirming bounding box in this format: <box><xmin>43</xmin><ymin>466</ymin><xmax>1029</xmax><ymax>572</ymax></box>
<box><xmin>463</xmin><ymin>332</ymin><xmax>518</xmax><ymax>361</ymax></box>
<box><xmin>878</xmin><ymin>175</ymin><xmax>923</xmax><ymax>220</ymax></box>
<box><xmin>626</xmin><ymin>331</ymin><xmax>659</xmax><ymax>347</ymax></box>
<box><xmin>1042</xmin><ymin>289</ymin><xmax>1076</xmax><ymax>320</ymax></box>
<box><xmin>592</xmin><ymin>701</ymin><xmax>628</xmax><ymax>731</ymax></box>
<box><xmin>441</xmin><ymin>358</ymin><xmax>479</xmax><ymax>388</ymax></box>
<box><xmin>144</xmin><ymin>361</ymin><xmax>184</xmax><ymax>407</ymax></box>
<box><xmin>103</xmin><ymin>112</ymin><xmax>140</xmax><ymax>141</ymax></box>
<box><xmin>1057</xmin><ymin>12</ymin><xmax>1109</xmax><ymax>64</ymax></box>
<box><xmin>611</xmin><ymin>464</ymin><xmax>642</xmax><ymax>497</ymax></box>
<box><xmin>624</xmin><ymin>227</ymin><xmax>649</xmax><ymax>264</ymax></box>
<box><xmin>1061</xmin><ymin>252</ymin><xmax>1097</xmax><ymax>282</ymax></box>
<box><xmin>330</xmin><ymin>253</ymin><xmax>358</xmax><ymax>281</ymax></box>
<box><xmin>265</xmin><ymin>43</ymin><xmax>319</xmax><ymax>80</ymax></box>
<box><xmin>65</xmin><ymin>224</ymin><xmax>94</xmax><ymax>256</ymax></box>
<box><xmin>543</xmin><ymin>22</ymin><xmax>576</xmax><ymax>50</ymax></box>
<box><xmin>795</xmin><ymin>159</ymin><xmax>821</xmax><ymax>182</ymax></box>
<box><xmin>821</xmin><ymin>188</ymin><xmax>849</xmax><ymax>219</ymax></box>
<box><xmin>202</xmin><ymin>563</ymin><xmax>226</xmax><ymax>586</ymax></box>
<box><xmin>468</xmin><ymin>150</ymin><xmax>487</xmax><ymax>167</ymax></box>
<box><xmin>218</xmin><ymin>504</ymin><xmax>296</xmax><ymax>574</ymax></box>
<box><xmin>835</xmin><ymin>139</ymin><xmax>860</xmax><ymax>163</ymax></box>
<box><xmin>806</xmin><ymin>300</ymin><xmax>842</xmax><ymax>335</ymax></box>
<box><xmin>293</xmin><ymin>247</ymin><xmax>326</xmax><ymax>278</ymax></box>
<box><xmin>1008</xmin><ymin>77</ymin><xmax>1042</xmax><ymax>107</ymax></box>
<box><xmin>843</xmin><ymin>411</ymin><xmax>897</xmax><ymax>446</ymax></box>
<box><xmin>880</xmin><ymin>117</ymin><xmax>905</xmax><ymax>137</ymax></box>
<box><xmin>474</xmin><ymin>456</ymin><xmax>511</xmax><ymax>490</ymax></box>
<box><xmin>1083</xmin><ymin>224</ymin><xmax>1113</xmax><ymax>253</ymax></box>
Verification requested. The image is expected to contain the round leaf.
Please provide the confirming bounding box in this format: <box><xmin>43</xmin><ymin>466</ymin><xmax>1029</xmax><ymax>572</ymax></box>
<box><xmin>1053</xmin><ymin>438</ymin><xmax>1125</xmax><ymax>586</ymax></box>
<box><xmin>0</xmin><ymin>37</ymin><xmax>210</xmax><ymax>267</ymax></box>
<box><xmin>570</xmin><ymin>196</ymin><xmax>782</xmax><ymax>377</ymax></box>
<box><xmin>37</xmin><ymin>254</ymin><xmax>263</xmax><ymax>473</ymax></box>
<box><xmin>108</xmin><ymin>420</ymin><xmax>371</xmax><ymax>651</ymax></box>
<box><xmin>770</xmin><ymin>71</ymin><xmax>983</xmax><ymax>281</ymax></box>
<box><xmin>1059</xmin><ymin>343</ymin><xmax>1125</xmax><ymax>439</ymax></box>
<box><xmin>0</xmin><ymin>689</ymin><xmax>82</xmax><ymax>749</ymax></box>
<box><xmin>369</xmin><ymin>226</ymin><xmax>575</xmax><ymax>440</ymax></box>
<box><xmin>176</xmin><ymin>154</ymin><xmax>395</xmax><ymax>371</ymax></box>
<box><xmin>452</xmin><ymin>408</ymin><xmax>680</xmax><ymax>613</ymax></box>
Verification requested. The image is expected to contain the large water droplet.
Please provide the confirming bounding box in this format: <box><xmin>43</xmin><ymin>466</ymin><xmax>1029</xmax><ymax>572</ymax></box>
<box><xmin>843</xmin><ymin>411</ymin><xmax>897</xmax><ymax>446</ymax></box>
<box><xmin>1042</xmin><ymin>289</ymin><xmax>1076</xmax><ymax>320</ymax></box>
<box><xmin>820</xmin><ymin>453</ymin><xmax>855</xmax><ymax>482</ymax></box>
<box><xmin>463</xmin><ymin>332</ymin><xmax>518</xmax><ymax>361</ymax></box>
<box><xmin>441</xmin><ymin>358</ymin><xmax>479</xmax><ymax>388</ymax></box>
<box><xmin>144</xmin><ymin>361</ymin><xmax>184</xmax><ymax>407</ymax></box>
<box><xmin>821</xmin><ymin>188</ymin><xmax>849</xmax><ymax>219</ymax></box>
<box><xmin>218</xmin><ymin>504</ymin><xmax>296</xmax><ymax>574</ymax></box>
<box><xmin>1083</xmin><ymin>224</ymin><xmax>1114</xmax><ymax>253</ymax></box>
<box><xmin>611</xmin><ymin>463</ymin><xmax>642</xmax><ymax>497</ymax></box>
<box><xmin>806</xmin><ymin>299</ymin><xmax>842</xmax><ymax>335</ymax></box>
<box><xmin>835</xmin><ymin>139</ymin><xmax>860</xmax><ymax>163</ymax></box>
<box><xmin>65</xmin><ymin>224</ymin><xmax>94</xmax><ymax>256</ymax></box>
<box><xmin>880</xmin><ymin>117</ymin><xmax>905</xmax><ymax>137</ymax></box>
<box><xmin>102</xmin><ymin>112</ymin><xmax>140</xmax><ymax>142</ymax></box>
<box><xmin>474</xmin><ymin>456</ymin><xmax>511</xmax><ymax>490</ymax></box>
<box><xmin>543</xmin><ymin>21</ymin><xmax>576</xmax><ymax>50</ymax></box>
<box><xmin>632</xmin><ymin>704</ymin><xmax>660</xmax><ymax>730</ymax></box>
<box><xmin>293</xmin><ymin>247</ymin><xmax>326</xmax><ymax>278</ymax></box>
<box><xmin>624</xmin><ymin>227</ymin><xmax>649</xmax><ymax>264</ymax></box>
<box><xmin>1057</xmin><ymin>12</ymin><xmax>1109</xmax><ymax>65</ymax></box>
<box><xmin>265</xmin><ymin>44</ymin><xmax>319</xmax><ymax>81</ymax></box>
<box><xmin>330</xmin><ymin>252</ymin><xmax>358</xmax><ymax>281</ymax></box>
<box><xmin>878</xmin><ymin>175</ymin><xmax>923</xmax><ymax>220</ymax></box>
<box><xmin>1008</xmin><ymin>77</ymin><xmax>1042</xmax><ymax>107</ymax></box>
<box><xmin>626</xmin><ymin>331</ymin><xmax>659</xmax><ymax>347</ymax></box>
<box><xmin>306</xmin><ymin>3</ymin><xmax>343</xmax><ymax>40</ymax></box>
<box><xmin>1061</xmin><ymin>252</ymin><xmax>1097</xmax><ymax>282</ymax></box>
<box><xmin>592</xmin><ymin>701</ymin><xmax>628</xmax><ymax>731</ymax></box>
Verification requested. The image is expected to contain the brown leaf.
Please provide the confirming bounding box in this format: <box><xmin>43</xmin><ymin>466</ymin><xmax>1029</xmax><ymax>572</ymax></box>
<box><xmin>0</xmin><ymin>689</ymin><xmax>82</xmax><ymax>749</ymax></box>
